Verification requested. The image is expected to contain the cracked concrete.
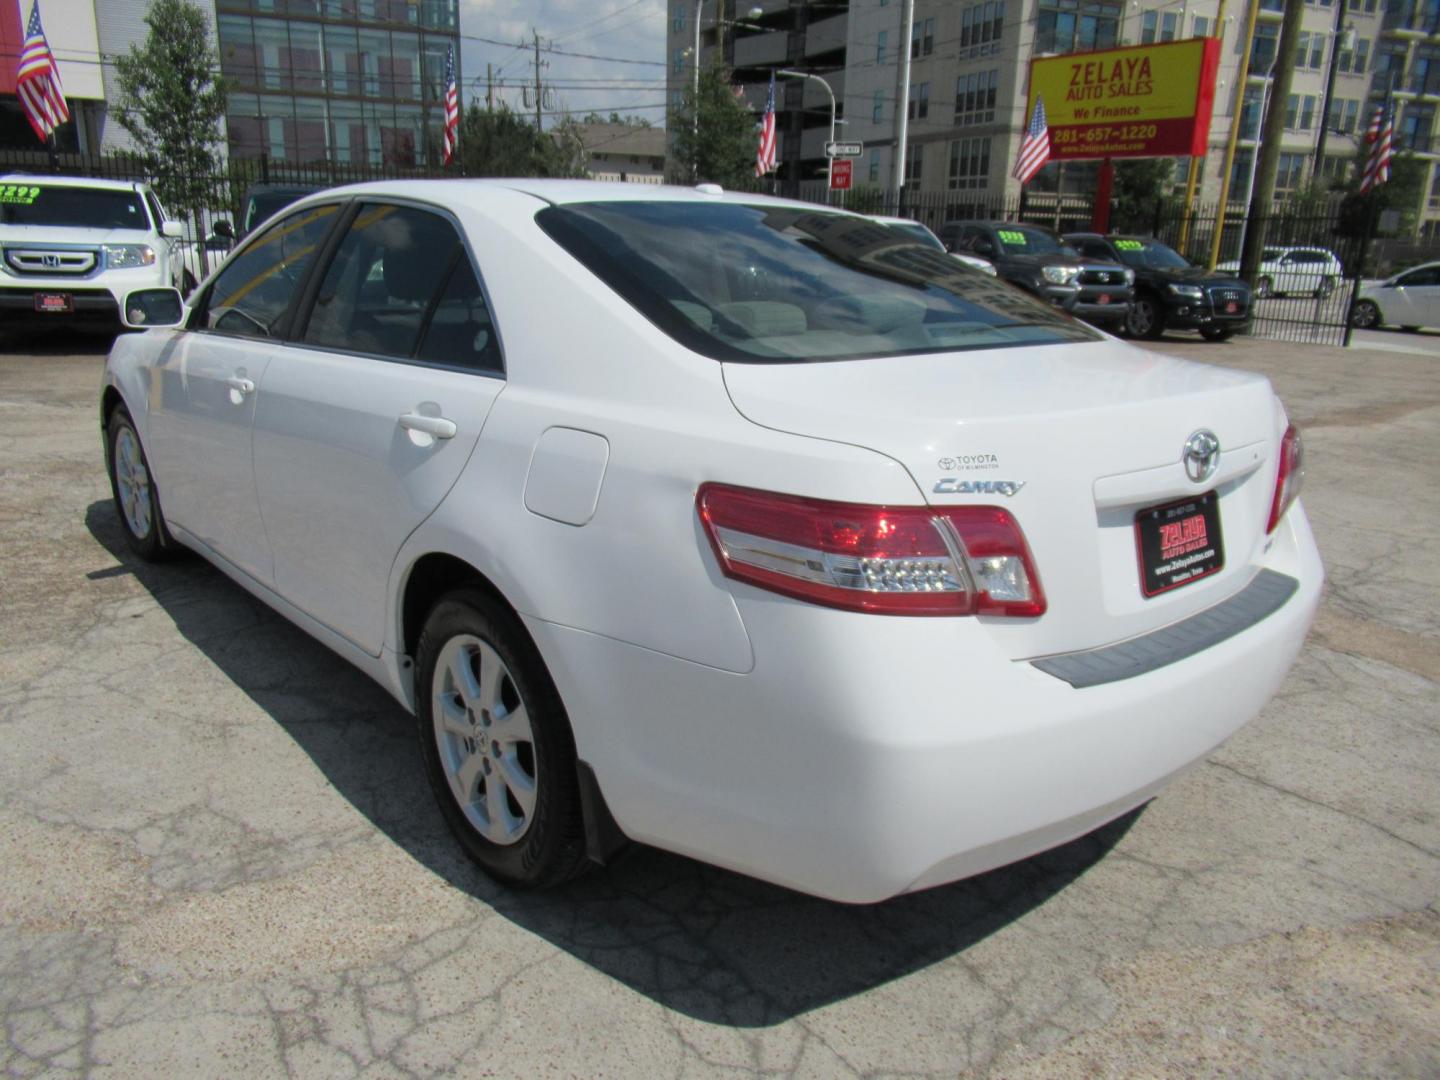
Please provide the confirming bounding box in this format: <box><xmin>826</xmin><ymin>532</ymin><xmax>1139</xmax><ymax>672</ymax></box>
<box><xmin>1</xmin><ymin>331</ymin><xmax>1436</xmax><ymax>1077</ymax></box>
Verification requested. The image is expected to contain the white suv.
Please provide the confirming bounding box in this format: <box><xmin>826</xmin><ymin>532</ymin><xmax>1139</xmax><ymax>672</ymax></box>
<box><xmin>0</xmin><ymin>174</ymin><xmax>187</xmax><ymax>335</ymax></box>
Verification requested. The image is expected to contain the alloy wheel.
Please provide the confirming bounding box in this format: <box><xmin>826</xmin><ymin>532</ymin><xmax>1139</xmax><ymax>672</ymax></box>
<box><xmin>114</xmin><ymin>426</ymin><xmax>153</xmax><ymax>540</ymax></box>
<box><xmin>431</xmin><ymin>633</ymin><xmax>537</xmax><ymax>845</ymax></box>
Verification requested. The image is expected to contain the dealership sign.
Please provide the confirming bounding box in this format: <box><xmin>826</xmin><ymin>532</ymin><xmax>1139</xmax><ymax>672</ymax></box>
<box><xmin>1025</xmin><ymin>37</ymin><xmax>1221</xmax><ymax>160</ymax></box>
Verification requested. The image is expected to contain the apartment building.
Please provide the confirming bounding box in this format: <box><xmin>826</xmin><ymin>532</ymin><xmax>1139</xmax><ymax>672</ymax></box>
<box><xmin>1</xmin><ymin>0</ymin><xmax>461</xmax><ymax>168</ymax></box>
<box><xmin>670</xmin><ymin>1</ymin><xmax>1440</xmax><ymax>231</ymax></box>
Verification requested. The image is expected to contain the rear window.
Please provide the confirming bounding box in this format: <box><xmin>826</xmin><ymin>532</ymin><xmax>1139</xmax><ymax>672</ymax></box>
<box><xmin>536</xmin><ymin>202</ymin><xmax>1097</xmax><ymax>363</ymax></box>
<box><xmin>0</xmin><ymin>184</ymin><xmax>149</xmax><ymax>229</ymax></box>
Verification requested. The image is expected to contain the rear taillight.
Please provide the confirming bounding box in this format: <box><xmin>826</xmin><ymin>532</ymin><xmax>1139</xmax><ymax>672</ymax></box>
<box><xmin>696</xmin><ymin>483</ymin><xmax>1046</xmax><ymax>617</ymax></box>
<box><xmin>1266</xmin><ymin>423</ymin><xmax>1304</xmax><ymax>534</ymax></box>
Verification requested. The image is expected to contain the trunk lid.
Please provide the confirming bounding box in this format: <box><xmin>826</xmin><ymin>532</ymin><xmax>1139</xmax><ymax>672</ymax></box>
<box><xmin>722</xmin><ymin>339</ymin><xmax>1281</xmax><ymax>658</ymax></box>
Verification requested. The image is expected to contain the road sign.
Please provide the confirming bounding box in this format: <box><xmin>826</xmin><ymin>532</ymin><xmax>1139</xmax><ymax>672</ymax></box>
<box><xmin>825</xmin><ymin>141</ymin><xmax>863</xmax><ymax>158</ymax></box>
<box><xmin>830</xmin><ymin>159</ymin><xmax>853</xmax><ymax>191</ymax></box>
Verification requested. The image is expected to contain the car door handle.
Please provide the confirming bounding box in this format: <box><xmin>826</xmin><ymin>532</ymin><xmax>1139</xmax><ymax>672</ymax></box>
<box><xmin>225</xmin><ymin>375</ymin><xmax>255</xmax><ymax>394</ymax></box>
<box><xmin>398</xmin><ymin>412</ymin><xmax>457</xmax><ymax>439</ymax></box>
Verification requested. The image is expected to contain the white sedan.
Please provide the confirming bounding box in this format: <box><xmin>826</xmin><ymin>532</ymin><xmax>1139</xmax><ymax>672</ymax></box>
<box><xmin>1215</xmin><ymin>245</ymin><xmax>1343</xmax><ymax>299</ymax></box>
<box><xmin>872</xmin><ymin>214</ymin><xmax>999</xmax><ymax>275</ymax></box>
<box><xmin>1351</xmin><ymin>261</ymin><xmax>1440</xmax><ymax>330</ymax></box>
<box><xmin>102</xmin><ymin>180</ymin><xmax>1322</xmax><ymax>903</ymax></box>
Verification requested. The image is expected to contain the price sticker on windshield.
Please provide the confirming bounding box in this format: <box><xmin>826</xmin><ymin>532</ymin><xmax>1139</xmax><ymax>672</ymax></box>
<box><xmin>1115</xmin><ymin>239</ymin><xmax>1144</xmax><ymax>250</ymax></box>
<box><xmin>0</xmin><ymin>184</ymin><xmax>41</xmax><ymax>205</ymax></box>
<box><xmin>997</xmin><ymin>229</ymin><xmax>1026</xmax><ymax>245</ymax></box>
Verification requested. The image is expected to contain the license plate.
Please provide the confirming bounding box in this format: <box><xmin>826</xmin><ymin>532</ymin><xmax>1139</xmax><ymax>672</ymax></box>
<box><xmin>1097</xmin><ymin>294</ymin><xmax>1110</xmax><ymax>304</ymax></box>
<box><xmin>34</xmin><ymin>292</ymin><xmax>72</xmax><ymax>313</ymax></box>
<box><xmin>1225</xmin><ymin>301</ymin><xmax>1238</xmax><ymax>313</ymax></box>
<box><xmin>1134</xmin><ymin>491</ymin><xmax>1224</xmax><ymax>597</ymax></box>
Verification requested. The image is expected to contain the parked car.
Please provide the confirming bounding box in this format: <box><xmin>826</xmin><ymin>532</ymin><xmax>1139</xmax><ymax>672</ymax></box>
<box><xmin>0</xmin><ymin>173</ymin><xmax>189</xmax><ymax>334</ymax></box>
<box><xmin>1065</xmin><ymin>232</ymin><xmax>1253</xmax><ymax>342</ymax></box>
<box><xmin>1214</xmin><ymin>245</ymin><xmax>1342</xmax><ymax>299</ymax></box>
<box><xmin>101</xmin><ymin>180</ymin><xmax>1321</xmax><ymax>903</ymax></box>
<box><xmin>940</xmin><ymin>220</ymin><xmax>1134</xmax><ymax>330</ymax></box>
<box><xmin>1351</xmin><ymin>261</ymin><xmax>1440</xmax><ymax>330</ymax></box>
<box><xmin>237</xmin><ymin>183</ymin><xmax>321</xmax><ymax>237</ymax></box>
<box><xmin>872</xmin><ymin>215</ymin><xmax>998</xmax><ymax>275</ymax></box>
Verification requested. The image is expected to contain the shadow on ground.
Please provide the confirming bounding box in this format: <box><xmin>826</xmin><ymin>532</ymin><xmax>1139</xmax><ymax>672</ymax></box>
<box><xmin>1</xmin><ymin>328</ymin><xmax>121</xmax><ymax>357</ymax></box>
<box><xmin>86</xmin><ymin>499</ymin><xmax>1141</xmax><ymax>1027</ymax></box>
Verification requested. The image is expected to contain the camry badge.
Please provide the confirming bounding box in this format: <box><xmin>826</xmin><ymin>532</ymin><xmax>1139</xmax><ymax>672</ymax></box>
<box><xmin>933</xmin><ymin>478</ymin><xmax>1026</xmax><ymax>496</ymax></box>
<box><xmin>1183</xmin><ymin>429</ymin><xmax>1221</xmax><ymax>484</ymax></box>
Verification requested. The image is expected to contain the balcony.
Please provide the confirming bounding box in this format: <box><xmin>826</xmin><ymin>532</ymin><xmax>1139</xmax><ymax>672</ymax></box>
<box><xmin>1382</xmin><ymin>4</ymin><xmax>1440</xmax><ymax>37</ymax></box>
<box><xmin>732</xmin><ymin>28</ymin><xmax>788</xmax><ymax>69</ymax></box>
<box><xmin>804</xmin><ymin>14</ymin><xmax>848</xmax><ymax>59</ymax></box>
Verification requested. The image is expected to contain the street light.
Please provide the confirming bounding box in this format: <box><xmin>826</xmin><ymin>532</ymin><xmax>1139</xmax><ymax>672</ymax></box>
<box><xmin>692</xmin><ymin>3</ymin><xmax>764</xmax><ymax>172</ymax></box>
<box><xmin>777</xmin><ymin>68</ymin><xmax>837</xmax><ymax>195</ymax></box>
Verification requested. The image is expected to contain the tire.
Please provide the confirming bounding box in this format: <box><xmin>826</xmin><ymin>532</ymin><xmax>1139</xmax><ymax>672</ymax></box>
<box><xmin>415</xmin><ymin>588</ymin><xmax>588</xmax><ymax>889</ymax></box>
<box><xmin>1125</xmin><ymin>294</ymin><xmax>1165</xmax><ymax>340</ymax></box>
<box><xmin>1315</xmin><ymin>276</ymin><xmax>1335</xmax><ymax>300</ymax></box>
<box><xmin>1350</xmin><ymin>300</ymin><xmax>1380</xmax><ymax>329</ymax></box>
<box><xmin>1199</xmin><ymin>325</ymin><xmax>1233</xmax><ymax>342</ymax></box>
<box><xmin>105</xmin><ymin>405</ymin><xmax>177</xmax><ymax>561</ymax></box>
<box><xmin>1255</xmin><ymin>275</ymin><xmax>1273</xmax><ymax>300</ymax></box>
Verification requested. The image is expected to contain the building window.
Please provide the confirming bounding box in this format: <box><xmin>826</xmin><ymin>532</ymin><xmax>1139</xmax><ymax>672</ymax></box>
<box><xmin>1140</xmin><ymin>10</ymin><xmax>1177</xmax><ymax>43</ymax></box>
<box><xmin>873</xmin><ymin>90</ymin><xmax>883</xmax><ymax>123</ymax></box>
<box><xmin>1321</xmin><ymin>156</ymin><xmax>1349</xmax><ymax>183</ymax></box>
<box><xmin>960</xmin><ymin>1</ymin><xmax>1006</xmax><ymax>58</ymax></box>
<box><xmin>905</xmin><ymin>142</ymin><xmax>924</xmax><ymax>183</ymax></box>
<box><xmin>1275</xmin><ymin>152</ymin><xmax>1306</xmax><ymax>191</ymax></box>
<box><xmin>1240</xmin><ymin>86</ymin><xmax>1265</xmax><ymax>140</ymax></box>
<box><xmin>955</xmin><ymin>69</ymin><xmax>998</xmax><ymax>124</ymax></box>
<box><xmin>672</xmin><ymin>47</ymin><xmax>685</xmax><ymax>74</ymax></box>
<box><xmin>1250</xmin><ymin>23</ymin><xmax>1279</xmax><ymax>72</ymax></box>
<box><xmin>909</xmin><ymin>82</ymin><xmax>930</xmax><ymax>120</ymax></box>
<box><xmin>1036</xmin><ymin>1</ymin><xmax>1118</xmax><ymax>55</ymax></box>
<box><xmin>911</xmin><ymin>17</ymin><xmax>936</xmax><ymax>58</ymax></box>
<box><xmin>672</xmin><ymin>4</ymin><xmax>685</xmax><ymax>32</ymax></box>
<box><xmin>876</xmin><ymin>30</ymin><xmax>887</xmax><ymax>63</ymax></box>
<box><xmin>1329</xmin><ymin>97</ymin><xmax>1360</xmax><ymax>133</ymax></box>
<box><xmin>1400</xmin><ymin>103</ymin><xmax>1434</xmax><ymax>151</ymax></box>
<box><xmin>1284</xmin><ymin>94</ymin><xmax>1316</xmax><ymax>130</ymax></box>
<box><xmin>947</xmin><ymin>136</ymin><xmax>990</xmax><ymax>190</ymax></box>
<box><xmin>1194</xmin><ymin>15</ymin><xmax>1211</xmax><ymax>37</ymax></box>
<box><xmin>868</xmin><ymin>150</ymin><xmax>880</xmax><ymax>183</ymax></box>
<box><xmin>1340</xmin><ymin>38</ymin><xmax>1370</xmax><ymax>74</ymax></box>
<box><xmin>1295</xmin><ymin>32</ymin><xmax>1325</xmax><ymax>71</ymax></box>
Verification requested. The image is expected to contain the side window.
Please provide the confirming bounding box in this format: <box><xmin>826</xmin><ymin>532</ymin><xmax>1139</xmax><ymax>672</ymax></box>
<box><xmin>416</xmin><ymin>258</ymin><xmax>502</xmax><ymax>371</ymax></box>
<box><xmin>203</xmin><ymin>204</ymin><xmax>339</xmax><ymax>338</ymax></box>
<box><xmin>1399</xmin><ymin>267</ymin><xmax>1440</xmax><ymax>287</ymax></box>
<box><xmin>302</xmin><ymin>203</ymin><xmax>470</xmax><ymax>363</ymax></box>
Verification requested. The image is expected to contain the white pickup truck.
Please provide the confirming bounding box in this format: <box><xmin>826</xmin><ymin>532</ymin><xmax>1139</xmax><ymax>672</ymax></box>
<box><xmin>0</xmin><ymin>174</ymin><xmax>189</xmax><ymax>337</ymax></box>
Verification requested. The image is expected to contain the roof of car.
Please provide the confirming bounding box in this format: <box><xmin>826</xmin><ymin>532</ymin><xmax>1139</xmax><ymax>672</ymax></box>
<box><xmin>294</xmin><ymin>178</ymin><xmax>810</xmax><ymax>212</ymax></box>
<box><xmin>1</xmin><ymin>173</ymin><xmax>144</xmax><ymax>192</ymax></box>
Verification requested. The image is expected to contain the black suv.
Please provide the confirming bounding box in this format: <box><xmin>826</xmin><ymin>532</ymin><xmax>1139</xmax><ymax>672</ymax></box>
<box><xmin>1064</xmin><ymin>232</ymin><xmax>1252</xmax><ymax>342</ymax></box>
<box><xmin>939</xmin><ymin>221</ymin><xmax>1132</xmax><ymax>331</ymax></box>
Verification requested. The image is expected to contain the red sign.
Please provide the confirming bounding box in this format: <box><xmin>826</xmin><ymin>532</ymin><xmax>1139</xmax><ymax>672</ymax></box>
<box><xmin>830</xmin><ymin>159</ymin><xmax>853</xmax><ymax>191</ymax></box>
<box><xmin>1025</xmin><ymin>37</ymin><xmax>1221</xmax><ymax>161</ymax></box>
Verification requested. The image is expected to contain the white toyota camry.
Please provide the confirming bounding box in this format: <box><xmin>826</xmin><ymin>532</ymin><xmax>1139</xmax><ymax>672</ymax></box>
<box><xmin>102</xmin><ymin>180</ymin><xmax>1322</xmax><ymax>903</ymax></box>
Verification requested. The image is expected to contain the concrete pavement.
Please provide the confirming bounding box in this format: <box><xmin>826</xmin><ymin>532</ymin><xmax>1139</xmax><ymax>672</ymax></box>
<box><xmin>0</xmin><ymin>330</ymin><xmax>1436</xmax><ymax>1077</ymax></box>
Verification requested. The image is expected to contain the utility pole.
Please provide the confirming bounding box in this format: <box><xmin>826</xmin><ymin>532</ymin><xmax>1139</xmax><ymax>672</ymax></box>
<box><xmin>486</xmin><ymin>63</ymin><xmax>493</xmax><ymax>111</ymax></box>
<box><xmin>533</xmin><ymin>29</ymin><xmax>545</xmax><ymax>130</ymax></box>
<box><xmin>1209</xmin><ymin>0</ymin><xmax>1261</xmax><ymax>269</ymax></box>
<box><xmin>1315</xmin><ymin>0</ymin><xmax>1351</xmax><ymax>180</ymax></box>
<box><xmin>891</xmin><ymin>0</ymin><xmax>914</xmax><ymax>209</ymax></box>
<box><xmin>1238</xmin><ymin>0</ymin><xmax>1304</xmax><ymax>286</ymax></box>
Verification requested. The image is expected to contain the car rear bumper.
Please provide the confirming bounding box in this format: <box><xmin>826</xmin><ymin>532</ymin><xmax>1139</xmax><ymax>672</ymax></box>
<box><xmin>529</xmin><ymin>504</ymin><xmax>1323</xmax><ymax>903</ymax></box>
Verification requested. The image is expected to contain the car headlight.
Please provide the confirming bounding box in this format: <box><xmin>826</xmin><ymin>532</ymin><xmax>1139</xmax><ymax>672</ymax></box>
<box><xmin>1123</xmin><ymin>268</ymin><xmax>1135</xmax><ymax>284</ymax></box>
<box><xmin>1042</xmin><ymin>265</ymin><xmax>1079</xmax><ymax>285</ymax></box>
<box><xmin>1167</xmin><ymin>283</ymin><xmax>1204</xmax><ymax>299</ymax></box>
<box><xmin>103</xmin><ymin>244</ymin><xmax>157</xmax><ymax>269</ymax></box>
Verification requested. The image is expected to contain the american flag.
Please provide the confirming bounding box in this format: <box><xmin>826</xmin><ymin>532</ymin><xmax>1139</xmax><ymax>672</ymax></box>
<box><xmin>755</xmin><ymin>72</ymin><xmax>778</xmax><ymax>178</ymax></box>
<box><xmin>16</xmin><ymin>0</ymin><xmax>68</xmax><ymax>144</ymax></box>
<box><xmin>1360</xmin><ymin>101</ymin><xmax>1393</xmax><ymax>193</ymax></box>
<box><xmin>1012</xmin><ymin>95</ymin><xmax>1049</xmax><ymax>184</ymax></box>
<box><xmin>442</xmin><ymin>44</ymin><xmax>459</xmax><ymax>165</ymax></box>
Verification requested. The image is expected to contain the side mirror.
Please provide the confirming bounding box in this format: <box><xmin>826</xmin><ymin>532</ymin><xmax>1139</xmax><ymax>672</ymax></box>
<box><xmin>211</xmin><ymin>219</ymin><xmax>235</xmax><ymax>240</ymax></box>
<box><xmin>121</xmin><ymin>287</ymin><xmax>185</xmax><ymax>329</ymax></box>
<box><xmin>160</xmin><ymin>221</ymin><xmax>185</xmax><ymax>239</ymax></box>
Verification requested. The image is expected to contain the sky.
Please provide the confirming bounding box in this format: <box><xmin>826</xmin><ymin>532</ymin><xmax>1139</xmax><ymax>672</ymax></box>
<box><xmin>458</xmin><ymin>0</ymin><xmax>670</xmax><ymax>127</ymax></box>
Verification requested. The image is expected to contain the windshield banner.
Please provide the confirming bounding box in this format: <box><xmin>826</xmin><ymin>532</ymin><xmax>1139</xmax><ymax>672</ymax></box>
<box><xmin>1024</xmin><ymin>37</ymin><xmax>1221</xmax><ymax>161</ymax></box>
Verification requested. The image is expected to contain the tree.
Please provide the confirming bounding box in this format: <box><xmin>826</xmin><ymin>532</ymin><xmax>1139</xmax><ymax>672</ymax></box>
<box><xmin>580</xmin><ymin>111</ymin><xmax>653</xmax><ymax>128</ymax></box>
<box><xmin>668</xmin><ymin>62</ymin><xmax>757</xmax><ymax>187</ymax></box>
<box><xmin>112</xmin><ymin>0</ymin><xmax>227</xmax><ymax>217</ymax></box>
<box><xmin>457</xmin><ymin>103</ymin><xmax>586</xmax><ymax>178</ymax></box>
<box><xmin>1109</xmin><ymin>157</ymin><xmax>1176</xmax><ymax>233</ymax></box>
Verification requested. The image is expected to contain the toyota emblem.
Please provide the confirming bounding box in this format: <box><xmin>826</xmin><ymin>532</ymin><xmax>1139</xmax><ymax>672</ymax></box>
<box><xmin>1182</xmin><ymin>430</ymin><xmax>1221</xmax><ymax>484</ymax></box>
